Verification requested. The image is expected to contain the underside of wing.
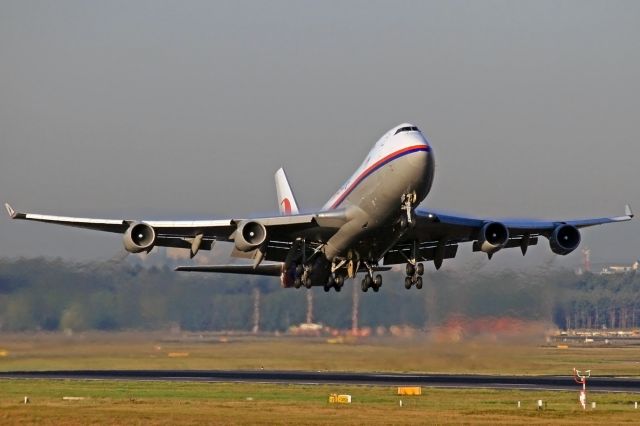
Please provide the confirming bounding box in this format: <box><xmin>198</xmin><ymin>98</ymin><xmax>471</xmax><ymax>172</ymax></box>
<box><xmin>383</xmin><ymin>205</ymin><xmax>633</xmax><ymax>267</ymax></box>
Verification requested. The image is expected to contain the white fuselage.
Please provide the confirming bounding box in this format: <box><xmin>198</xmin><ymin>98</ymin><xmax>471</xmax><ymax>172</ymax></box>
<box><xmin>321</xmin><ymin>123</ymin><xmax>434</xmax><ymax>261</ymax></box>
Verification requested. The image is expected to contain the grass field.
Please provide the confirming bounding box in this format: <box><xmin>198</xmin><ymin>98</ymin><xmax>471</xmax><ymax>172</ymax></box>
<box><xmin>1</xmin><ymin>331</ymin><xmax>640</xmax><ymax>376</ymax></box>
<box><xmin>2</xmin><ymin>379</ymin><xmax>640</xmax><ymax>425</ymax></box>
<box><xmin>2</xmin><ymin>332</ymin><xmax>640</xmax><ymax>424</ymax></box>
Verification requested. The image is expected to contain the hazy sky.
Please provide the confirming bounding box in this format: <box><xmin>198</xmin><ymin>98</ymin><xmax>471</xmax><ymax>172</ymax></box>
<box><xmin>1</xmin><ymin>1</ymin><xmax>638</xmax><ymax>267</ymax></box>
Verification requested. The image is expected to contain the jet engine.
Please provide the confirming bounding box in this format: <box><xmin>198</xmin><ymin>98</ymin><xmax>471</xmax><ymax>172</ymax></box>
<box><xmin>234</xmin><ymin>220</ymin><xmax>268</xmax><ymax>252</ymax></box>
<box><xmin>477</xmin><ymin>222</ymin><xmax>509</xmax><ymax>254</ymax></box>
<box><xmin>549</xmin><ymin>224</ymin><xmax>581</xmax><ymax>255</ymax></box>
<box><xmin>123</xmin><ymin>222</ymin><xmax>156</xmax><ymax>253</ymax></box>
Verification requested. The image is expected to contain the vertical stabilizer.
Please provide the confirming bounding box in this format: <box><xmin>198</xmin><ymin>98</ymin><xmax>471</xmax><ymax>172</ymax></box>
<box><xmin>275</xmin><ymin>168</ymin><xmax>299</xmax><ymax>215</ymax></box>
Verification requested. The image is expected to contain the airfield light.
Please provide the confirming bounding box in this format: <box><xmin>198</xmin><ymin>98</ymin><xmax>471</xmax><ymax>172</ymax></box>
<box><xmin>574</xmin><ymin>368</ymin><xmax>591</xmax><ymax>410</ymax></box>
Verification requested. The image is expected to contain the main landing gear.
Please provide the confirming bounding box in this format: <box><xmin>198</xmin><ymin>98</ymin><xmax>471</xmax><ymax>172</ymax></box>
<box><xmin>324</xmin><ymin>274</ymin><xmax>345</xmax><ymax>292</ymax></box>
<box><xmin>291</xmin><ymin>262</ymin><xmax>345</xmax><ymax>292</ymax></box>
<box><xmin>404</xmin><ymin>262</ymin><xmax>424</xmax><ymax>290</ymax></box>
<box><xmin>361</xmin><ymin>264</ymin><xmax>383</xmax><ymax>293</ymax></box>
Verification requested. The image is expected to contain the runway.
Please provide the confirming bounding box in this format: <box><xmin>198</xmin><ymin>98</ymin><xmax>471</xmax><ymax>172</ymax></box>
<box><xmin>2</xmin><ymin>370</ymin><xmax>640</xmax><ymax>392</ymax></box>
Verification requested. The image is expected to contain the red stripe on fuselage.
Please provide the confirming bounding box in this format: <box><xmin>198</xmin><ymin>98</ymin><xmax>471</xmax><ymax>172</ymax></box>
<box><xmin>329</xmin><ymin>144</ymin><xmax>430</xmax><ymax>209</ymax></box>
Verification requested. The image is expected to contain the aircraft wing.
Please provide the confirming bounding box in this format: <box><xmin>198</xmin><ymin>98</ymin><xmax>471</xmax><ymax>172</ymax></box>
<box><xmin>4</xmin><ymin>203</ymin><xmax>347</xmax><ymax>257</ymax></box>
<box><xmin>416</xmin><ymin>204</ymin><xmax>633</xmax><ymax>235</ymax></box>
<box><xmin>384</xmin><ymin>205</ymin><xmax>633</xmax><ymax>266</ymax></box>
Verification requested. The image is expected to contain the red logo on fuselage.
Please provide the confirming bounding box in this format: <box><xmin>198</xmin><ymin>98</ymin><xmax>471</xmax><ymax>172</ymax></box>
<box><xmin>281</xmin><ymin>198</ymin><xmax>292</xmax><ymax>215</ymax></box>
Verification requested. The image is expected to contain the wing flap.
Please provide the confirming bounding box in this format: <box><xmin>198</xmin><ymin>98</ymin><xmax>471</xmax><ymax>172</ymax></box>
<box><xmin>384</xmin><ymin>243</ymin><xmax>458</xmax><ymax>265</ymax></box>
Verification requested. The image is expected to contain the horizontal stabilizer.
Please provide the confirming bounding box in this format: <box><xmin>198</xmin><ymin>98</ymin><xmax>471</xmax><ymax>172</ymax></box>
<box><xmin>175</xmin><ymin>263</ymin><xmax>283</xmax><ymax>276</ymax></box>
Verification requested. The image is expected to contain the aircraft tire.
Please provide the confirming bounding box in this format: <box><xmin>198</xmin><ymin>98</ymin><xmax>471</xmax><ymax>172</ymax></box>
<box><xmin>374</xmin><ymin>274</ymin><xmax>382</xmax><ymax>288</ymax></box>
<box><xmin>404</xmin><ymin>277</ymin><xmax>412</xmax><ymax>289</ymax></box>
<box><xmin>304</xmin><ymin>278</ymin><xmax>312</xmax><ymax>289</ymax></box>
<box><xmin>361</xmin><ymin>279</ymin><xmax>368</xmax><ymax>292</ymax></box>
<box><xmin>406</xmin><ymin>263</ymin><xmax>415</xmax><ymax>276</ymax></box>
<box><xmin>416</xmin><ymin>276</ymin><xmax>423</xmax><ymax>289</ymax></box>
<box><xmin>294</xmin><ymin>278</ymin><xmax>302</xmax><ymax>289</ymax></box>
<box><xmin>416</xmin><ymin>263</ymin><xmax>424</xmax><ymax>276</ymax></box>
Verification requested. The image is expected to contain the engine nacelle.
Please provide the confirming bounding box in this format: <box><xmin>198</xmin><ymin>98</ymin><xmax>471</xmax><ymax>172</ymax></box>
<box><xmin>549</xmin><ymin>224</ymin><xmax>581</xmax><ymax>255</ymax></box>
<box><xmin>123</xmin><ymin>222</ymin><xmax>156</xmax><ymax>253</ymax></box>
<box><xmin>234</xmin><ymin>220</ymin><xmax>268</xmax><ymax>252</ymax></box>
<box><xmin>477</xmin><ymin>221</ymin><xmax>509</xmax><ymax>254</ymax></box>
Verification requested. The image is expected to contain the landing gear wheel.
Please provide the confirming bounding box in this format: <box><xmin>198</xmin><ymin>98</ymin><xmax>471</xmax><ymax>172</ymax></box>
<box><xmin>294</xmin><ymin>278</ymin><xmax>302</xmax><ymax>289</ymax></box>
<box><xmin>304</xmin><ymin>277</ymin><xmax>312</xmax><ymax>289</ymax></box>
<box><xmin>374</xmin><ymin>274</ymin><xmax>382</xmax><ymax>289</ymax></box>
<box><xmin>404</xmin><ymin>277</ymin><xmax>412</xmax><ymax>289</ymax></box>
<box><xmin>416</xmin><ymin>263</ymin><xmax>424</xmax><ymax>276</ymax></box>
<box><xmin>373</xmin><ymin>285</ymin><xmax>379</xmax><ymax>292</ymax></box>
<box><xmin>325</xmin><ymin>277</ymin><xmax>335</xmax><ymax>293</ymax></box>
<box><xmin>333</xmin><ymin>275</ymin><xmax>344</xmax><ymax>291</ymax></box>
<box><xmin>416</xmin><ymin>276</ymin><xmax>423</xmax><ymax>290</ymax></box>
<box><xmin>406</xmin><ymin>263</ymin><xmax>415</xmax><ymax>276</ymax></box>
<box><xmin>362</xmin><ymin>275</ymin><xmax>373</xmax><ymax>292</ymax></box>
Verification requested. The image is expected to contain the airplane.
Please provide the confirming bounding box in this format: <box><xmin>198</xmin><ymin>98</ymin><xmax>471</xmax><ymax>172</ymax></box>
<box><xmin>4</xmin><ymin>123</ymin><xmax>633</xmax><ymax>293</ymax></box>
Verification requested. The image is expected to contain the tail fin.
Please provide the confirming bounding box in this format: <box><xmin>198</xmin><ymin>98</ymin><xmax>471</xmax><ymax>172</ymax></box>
<box><xmin>275</xmin><ymin>168</ymin><xmax>299</xmax><ymax>215</ymax></box>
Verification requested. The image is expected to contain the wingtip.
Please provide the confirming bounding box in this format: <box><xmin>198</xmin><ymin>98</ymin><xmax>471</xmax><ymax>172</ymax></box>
<box><xmin>4</xmin><ymin>203</ymin><xmax>16</xmax><ymax>219</ymax></box>
<box><xmin>626</xmin><ymin>204</ymin><xmax>634</xmax><ymax>218</ymax></box>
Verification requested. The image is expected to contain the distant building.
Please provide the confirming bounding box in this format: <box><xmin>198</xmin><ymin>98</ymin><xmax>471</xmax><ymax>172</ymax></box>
<box><xmin>599</xmin><ymin>260</ymin><xmax>639</xmax><ymax>275</ymax></box>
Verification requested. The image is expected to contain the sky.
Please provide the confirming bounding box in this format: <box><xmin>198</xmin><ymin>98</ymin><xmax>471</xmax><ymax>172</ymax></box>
<box><xmin>1</xmin><ymin>0</ymin><xmax>639</xmax><ymax>268</ymax></box>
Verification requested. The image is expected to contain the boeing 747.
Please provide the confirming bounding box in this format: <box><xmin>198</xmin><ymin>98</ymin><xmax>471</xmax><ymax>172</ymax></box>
<box><xmin>5</xmin><ymin>123</ymin><xmax>633</xmax><ymax>292</ymax></box>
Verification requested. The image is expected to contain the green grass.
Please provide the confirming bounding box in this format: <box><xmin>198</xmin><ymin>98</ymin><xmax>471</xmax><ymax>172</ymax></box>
<box><xmin>1</xmin><ymin>379</ymin><xmax>640</xmax><ymax>425</ymax></box>
<box><xmin>2</xmin><ymin>332</ymin><xmax>640</xmax><ymax>423</ymax></box>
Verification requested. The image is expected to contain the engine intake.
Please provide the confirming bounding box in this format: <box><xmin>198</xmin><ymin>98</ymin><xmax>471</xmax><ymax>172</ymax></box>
<box><xmin>234</xmin><ymin>220</ymin><xmax>267</xmax><ymax>252</ymax></box>
<box><xmin>477</xmin><ymin>222</ymin><xmax>509</xmax><ymax>254</ymax></box>
<box><xmin>549</xmin><ymin>224</ymin><xmax>581</xmax><ymax>255</ymax></box>
<box><xmin>123</xmin><ymin>222</ymin><xmax>156</xmax><ymax>253</ymax></box>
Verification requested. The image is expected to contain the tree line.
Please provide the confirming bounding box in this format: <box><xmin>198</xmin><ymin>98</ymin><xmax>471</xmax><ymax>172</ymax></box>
<box><xmin>0</xmin><ymin>258</ymin><xmax>637</xmax><ymax>332</ymax></box>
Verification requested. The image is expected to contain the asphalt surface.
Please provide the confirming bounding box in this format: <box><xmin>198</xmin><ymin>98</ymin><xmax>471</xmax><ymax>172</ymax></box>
<box><xmin>2</xmin><ymin>370</ymin><xmax>640</xmax><ymax>392</ymax></box>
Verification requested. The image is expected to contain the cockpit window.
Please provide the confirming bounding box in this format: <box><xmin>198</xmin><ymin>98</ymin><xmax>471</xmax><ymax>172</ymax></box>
<box><xmin>394</xmin><ymin>126</ymin><xmax>419</xmax><ymax>135</ymax></box>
